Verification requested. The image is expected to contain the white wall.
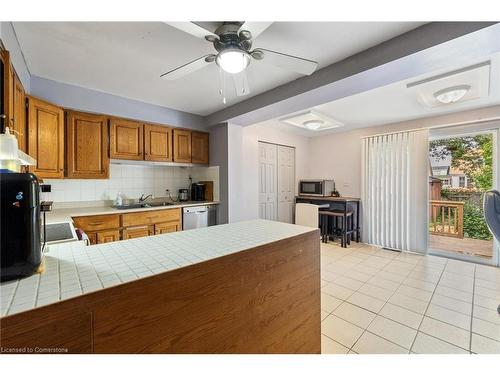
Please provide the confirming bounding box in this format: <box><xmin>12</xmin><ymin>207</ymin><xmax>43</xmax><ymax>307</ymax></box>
<box><xmin>44</xmin><ymin>164</ymin><xmax>219</xmax><ymax>203</ymax></box>
<box><xmin>308</xmin><ymin>105</ymin><xmax>500</xmax><ymax>198</ymax></box>
<box><xmin>229</xmin><ymin>123</ymin><xmax>310</xmax><ymax>222</ymax></box>
<box><xmin>0</xmin><ymin>22</ymin><xmax>31</xmax><ymax>91</ymax></box>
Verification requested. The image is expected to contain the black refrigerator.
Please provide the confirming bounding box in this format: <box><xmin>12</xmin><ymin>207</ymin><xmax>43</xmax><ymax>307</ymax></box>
<box><xmin>0</xmin><ymin>172</ymin><xmax>42</xmax><ymax>281</ymax></box>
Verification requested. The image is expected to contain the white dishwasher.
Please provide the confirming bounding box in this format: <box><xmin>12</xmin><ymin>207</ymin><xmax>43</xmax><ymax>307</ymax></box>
<box><xmin>183</xmin><ymin>205</ymin><xmax>217</xmax><ymax>230</ymax></box>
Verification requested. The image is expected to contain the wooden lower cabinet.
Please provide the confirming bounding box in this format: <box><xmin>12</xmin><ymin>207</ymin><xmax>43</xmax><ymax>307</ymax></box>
<box><xmin>155</xmin><ymin>222</ymin><xmax>180</xmax><ymax>234</ymax></box>
<box><xmin>73</xmin><ymin>214</ymin><xmax>121</xmax><ymax>245</ymax></box>
<box><xmin>122</xmin><ymin>226</ymin><xmax>152</xmax><ymax>240</ymax></box>
<box><xmin>73</xmin><ymin>209</ymin><xmax>182</xmax><ymax>245</ymax></box>
<box><xmin>97</xmin><ymin>230</ymin><xmax>120</xmax><ymax>244</ymax></box>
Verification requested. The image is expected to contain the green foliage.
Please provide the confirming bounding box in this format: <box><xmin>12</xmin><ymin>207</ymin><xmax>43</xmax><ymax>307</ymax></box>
<box><xmin>463</xmin><ymin>202</ymin><xmax>492</xmax><ymax>240</ymax></box>
<box><xmin>430</xmin><ymin>134</ymin><xmax>493</xmax><ymax>191</ymax></box>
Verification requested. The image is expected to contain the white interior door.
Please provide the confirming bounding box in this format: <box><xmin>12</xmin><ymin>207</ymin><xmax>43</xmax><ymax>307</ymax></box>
<box><xmin>277</xmin><ymin>145</ymin><xmax>295</xmax><ymax>223</ymax></box>
<box><xmin>258</xmin><ymin>142</ymin><xmax>278</xmax><ymax>220</ymax></box>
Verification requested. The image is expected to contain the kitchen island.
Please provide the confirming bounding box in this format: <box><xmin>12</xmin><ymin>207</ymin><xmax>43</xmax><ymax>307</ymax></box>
<box><xmin>0</xmin><ymin>220</ymin><xmax>320</xmax><ymax>354</ymax></box>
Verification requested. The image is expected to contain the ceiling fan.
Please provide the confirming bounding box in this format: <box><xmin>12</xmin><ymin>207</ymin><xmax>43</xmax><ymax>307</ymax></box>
<box><xmin>161</xmin><ymin>22</ymin><xmax>319</xmax><ymax>102</ymax></box>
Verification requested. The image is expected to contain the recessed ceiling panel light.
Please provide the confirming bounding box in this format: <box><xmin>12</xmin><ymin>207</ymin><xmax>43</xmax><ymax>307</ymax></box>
<box><xmin>303</xmin><ymin>120</ymin><xmax>323</xmax><ymax>130</ymax></box>
<box><xmin>434</xmin><ymin>85</ymin><xmax>471</xmax><ymax>104</ymax></box>
<box><xmin>279</xmin><ymin>110</ymin><xmax>344</xmax><ymax>131</ymax></box>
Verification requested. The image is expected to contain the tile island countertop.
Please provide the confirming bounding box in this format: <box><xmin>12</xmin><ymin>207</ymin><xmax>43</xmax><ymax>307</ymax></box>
<box><xmin>0</xmin><ymin>220</ymin><xmax>317</xmax><ymax>318</ymax></box>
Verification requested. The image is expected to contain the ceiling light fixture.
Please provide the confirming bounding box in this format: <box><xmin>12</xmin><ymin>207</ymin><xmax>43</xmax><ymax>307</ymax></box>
<box><xmin>434</xmin><ymin>85</ymin><xmax>471</xmax><ymax>104</ymax></box>
<box><xmin>303</xmin><ymin>120</ymin><xmax>323</xmax><ymax>130</ymax></box>
<box><xmin>216</xmin><ymin>48</ymin><xmax>251</xmax><ymax>74</ymax></box>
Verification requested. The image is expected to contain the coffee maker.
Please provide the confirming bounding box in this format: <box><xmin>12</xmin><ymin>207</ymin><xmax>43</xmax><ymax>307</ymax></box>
<box><xmin>0</xmin><ymin>172</ymin><xmax>42</xmax><ymax>281</ymax></box>
<box><xmin>191</xmin><ymin>183</ymin><xmax>206</xmax><ymax>201</ymax></box>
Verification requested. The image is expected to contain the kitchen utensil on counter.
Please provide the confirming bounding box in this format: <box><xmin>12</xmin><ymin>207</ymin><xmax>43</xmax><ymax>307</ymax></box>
<box><xmin>178</xmin><ymin>188</ymin><xmax>189</xmax><ymax>202</ymax></box>
<box><xmin>191</xmin><ymin>183</ymin><xmax>206</xmax><ymax>201</ymax></box>
<box><xmin>199</xmin><ymin>181</ymin><xmax>214</xmax><ymax>201</ymax></box>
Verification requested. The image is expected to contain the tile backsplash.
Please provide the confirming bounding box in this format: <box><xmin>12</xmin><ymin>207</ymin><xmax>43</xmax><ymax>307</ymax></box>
<box><xmin>44</xmin><ymin>164</ymin><xmax>219</xmax><ymax>203</ymax></box>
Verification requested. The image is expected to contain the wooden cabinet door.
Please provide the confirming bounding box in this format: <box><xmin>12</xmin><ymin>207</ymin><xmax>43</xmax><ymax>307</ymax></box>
<box><xmin>173</xmin><ymin>129</ymin><xmax>192</xmax><ymax>163</ymax></box>
<box><xmin>122</xmin><ymin>226</ymin><xmax>151</xmax><ymax>240</ymax></box>
<box><xmin>191</xmin><ymin>131</ymin><xmax>209</xmax><ymax>164</ymax></box>
<box><xmin>97</xmin><ymin>229</ymin><xmax>120</xmax><ymax>244</ymax></box>
<box><xmin>87</xmin><ymin>232</ymin><xmax>97</xmax><ymax>245</ymax></box>
<box><xmin>11</xmin><ymin>73</ymin><xmax>26</xmax><ymax>152</ymax></box>
<box><xmin>27</xmin><ymin>96</ymin><xmax>65</xmax><ymax>179</ymax></box>
<box><xmin>144</xmin><ymin>124</ymin><xmax>172</xmax><ymax>162</ymax></box>
<box><xmin>1</xmin><ymin>50</ymin><xmax>13</xmax><ymax>130</ymax></box>
<box><xmin>110</xmin><ymin>118</ymin><xmax>143</xmax><ymax>160</ymax></box>
<box><xmin>155</xmin><ymin>221</ymin><xmax>180</xmax><ymax>234</ymax></box>
<box><xmin>66</xmin><ymin>111</ymin><xmax>109</xmax><ymax>179</ymax></box>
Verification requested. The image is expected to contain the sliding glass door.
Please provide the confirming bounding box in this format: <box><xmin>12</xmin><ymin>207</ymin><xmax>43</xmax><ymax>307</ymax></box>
<box><xmin>428</xmin><ymin>128</ymin><xmax>499</xmax><ymax>266</ymax></box>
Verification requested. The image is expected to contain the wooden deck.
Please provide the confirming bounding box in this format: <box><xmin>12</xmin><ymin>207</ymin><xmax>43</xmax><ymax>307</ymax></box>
<box><xmin>429</xmin><ymin>235</ymin><xmax>493</xmax><ymax>258</ymax></box>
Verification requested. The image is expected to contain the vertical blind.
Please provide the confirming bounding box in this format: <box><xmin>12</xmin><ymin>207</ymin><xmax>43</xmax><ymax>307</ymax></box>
<box><xmin>361</xmin><ymin>129</ymin><xmax>429</xmax><ymax>253</ymax></box>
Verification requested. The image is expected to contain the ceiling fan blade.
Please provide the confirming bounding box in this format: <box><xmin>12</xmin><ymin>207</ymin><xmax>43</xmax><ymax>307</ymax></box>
<box><xmin>238</xmin><ymin>22</ymin><xmax>272</xmax><ymax>39</ymax></box>
<box><xmin>160</xmin><ymin>55</ymin><xmax>214</xmax><ymax>80</ymax></box>
<box><xmin>254</xmin><ymin>48</ymin><xmax>318</xmax><ymax>76</ymax></box>
<box><xmin>164</xmin><ymin>22</ymin><xmax>218</xmax><ymax>40</ymax></box>
<box><xmin>232</xmin><ymin>71</ymin><xmax>251</xmax><ymax>97</ymax></box>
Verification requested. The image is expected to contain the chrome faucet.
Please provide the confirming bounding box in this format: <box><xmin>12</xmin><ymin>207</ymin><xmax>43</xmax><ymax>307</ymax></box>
<box><xmin>139</xmin><ymin>194</ymin><xmax>154</xmax><ymax>203</ymax></box>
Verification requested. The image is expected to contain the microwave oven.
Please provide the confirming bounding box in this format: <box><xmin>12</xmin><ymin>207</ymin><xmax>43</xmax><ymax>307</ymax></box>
<box><xmin>298</xmin><ymin>179</ymin><xmax>335</xmax><ymax>197</ymax></box>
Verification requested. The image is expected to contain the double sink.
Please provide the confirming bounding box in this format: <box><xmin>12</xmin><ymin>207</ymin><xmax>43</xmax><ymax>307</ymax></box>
<box><xmin>113</xmin><ymin>201</ymin><xmax>175</xmax><ymax>210</ymax></box>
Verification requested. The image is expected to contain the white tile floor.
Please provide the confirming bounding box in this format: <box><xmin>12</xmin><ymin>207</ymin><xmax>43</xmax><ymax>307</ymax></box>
<box><xmin>320</xmin><ymin>241</ymin><xmax>500</xmax><ymax>354</ymax></box>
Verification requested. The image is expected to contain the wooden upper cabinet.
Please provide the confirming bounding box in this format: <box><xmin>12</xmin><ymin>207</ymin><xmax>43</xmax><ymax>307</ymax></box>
<box><xmin>27</xmin><ymin>96</ymin><xmax>65</xmax><ymax>179</ymax></box>
<box><xmin>144</xmin><ymin>124</ymin><xmax>172</xmax><ymax>162</ymax></box>
<box><xmin>173</xmin><ymin>129</ymin><xmax>192</xmax><ymax>163</ymax></box>
<box><xmin>12</xmin><ymin>73</ymin><xmax>26</xmax><ymax>152</ymax></box>
<box><xmin>1</xmin><ymin>50</ymin><xmax>27</xmax><ymax>152</ymax></box>
<box><xmin>66</xmin><ymin>111</ymin><xmax>109</xmax><ymax>179</ymax></box>
<box><xmin>191</xmin><ymin>131</ymin><xmax>209</xmax><ymax>164</ymax></box>
<box><xmin>109</xmin><ymin>118</ymin><xmax>143</xmax><ymax>160</ymax></box>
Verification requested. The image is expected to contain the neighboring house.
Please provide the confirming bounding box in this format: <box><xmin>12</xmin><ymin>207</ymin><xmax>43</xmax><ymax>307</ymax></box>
<box><xmin>430</xmin><ymin>153</ymin><xmax>472</xmax><ymax>188</ymax></box>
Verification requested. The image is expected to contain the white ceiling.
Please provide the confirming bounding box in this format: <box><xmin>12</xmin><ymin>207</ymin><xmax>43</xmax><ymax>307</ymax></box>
<box><xmin>257</xmin><ymin>53</ymin><xmax>500</xmax><ymax>137</ymax></box>
<box><xmin>13</xmin><ymin>22</ymin><xmax>424</xmax><ymax>116</ymax></box>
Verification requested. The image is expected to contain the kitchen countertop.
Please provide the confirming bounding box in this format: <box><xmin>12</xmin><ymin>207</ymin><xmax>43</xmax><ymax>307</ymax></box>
<box><xmin>45</xmin><ymin>200</ymin><xmax>219</xmax><ymax>223</ymax></box>
<box><xmin>295</xmin><ymin>195</ymin><xmax>361</xmax><ymax>202</ymax></box>
<box><xmin>0</xmin><ymin>220</ymin><xmax>317</xmax><ymax>317</ymax></box>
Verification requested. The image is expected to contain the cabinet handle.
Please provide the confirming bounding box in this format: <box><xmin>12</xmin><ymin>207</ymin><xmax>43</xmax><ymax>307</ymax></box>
<box><xmin>88</xmin><ymin>222</ymin><xmax>104</xmax><ymax>226</ymax></box>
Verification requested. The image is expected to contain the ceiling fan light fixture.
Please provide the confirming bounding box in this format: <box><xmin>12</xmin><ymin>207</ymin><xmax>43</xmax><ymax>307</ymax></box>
<box><xmin>216</xmin><ymin>48</ymin><xmax>250</xmax><ymax>74</ymax></box>
<box><xmin>434</xmin><ymin>85</ymin><xmax>471</xmax><ymax>104</ymax></box>
<box><xmin>303</xmin><ymin>120</ymin><xmax>323</xmax><ymax>130</ymax></box>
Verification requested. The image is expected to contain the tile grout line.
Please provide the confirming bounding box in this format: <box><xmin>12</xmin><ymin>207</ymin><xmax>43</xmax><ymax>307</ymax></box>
<box><xmin>321</xmin><ymin>243</ymin><xmax>500</xmax><ymax>353</ymax></box>
<box><xmin>408</xmin><ymin>256</ymin><xmax>448</xmax><ymax>353</ymax></box>
<box><xmin>469</xmin><ymin>265</ymin><xmax>476</xmax><ymax>352</ymax></box>
<box><xmin>341</xmin><ymin>249</ymin><xmax>420</xmax><ymax>353</ymax></box>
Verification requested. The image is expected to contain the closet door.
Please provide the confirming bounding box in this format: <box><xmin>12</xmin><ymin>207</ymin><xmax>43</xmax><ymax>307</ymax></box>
<box><xmin>258</xmin><ymin>142</ymin><xmax>278</xmax><ymax>220</ymax></box>
<box><xmin>277</xmin><ymin>146</ymin><xmax>295</xmax><ymax>223</ymax></box>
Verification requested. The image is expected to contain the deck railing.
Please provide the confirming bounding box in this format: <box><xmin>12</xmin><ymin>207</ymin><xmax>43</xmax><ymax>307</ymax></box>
<box><xmin>429</xmin><ymin>200</ymin><xmax>464</xmax><ymax>239</ymax></box>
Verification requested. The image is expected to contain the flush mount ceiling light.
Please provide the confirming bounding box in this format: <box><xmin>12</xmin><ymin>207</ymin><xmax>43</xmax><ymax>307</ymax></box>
<box><xmin>303</xmin><ymin>120</ymin><xmax>323</xmax><ymax>130</ymax></box>
<box><xmin>434</xmin><ymin>85</ymin><xmax>471</xmax><ymax>104</ymax></box>
<box><xmin>216</xmin><ymin>48</ymin><xmax>251</xmax><ymax>74</ymax></box>
<box><xmin>280</xmin><ymin>109</ymin><xmax>344</xmax><ymax>132</ymax></box>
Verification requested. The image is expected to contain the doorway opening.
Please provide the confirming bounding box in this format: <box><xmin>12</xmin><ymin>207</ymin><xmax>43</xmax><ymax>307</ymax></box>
<box><xmin>428</xmin><ymin>130</ymin><xmax>495</xmax><ymax>264</ymax></box>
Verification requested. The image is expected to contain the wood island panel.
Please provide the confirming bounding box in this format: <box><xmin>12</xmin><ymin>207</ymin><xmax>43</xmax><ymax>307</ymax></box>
<box><xmin>0</xmin><ymin>230</ymin><xmax>320</xmax><ymax>354</ymax></box>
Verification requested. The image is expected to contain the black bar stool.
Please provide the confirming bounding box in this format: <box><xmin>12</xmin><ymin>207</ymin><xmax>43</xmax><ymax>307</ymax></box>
<box><xmin>321</xmin><ymin>210</ymin><xmax>354</xmax><ymax>247</ymax></box>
